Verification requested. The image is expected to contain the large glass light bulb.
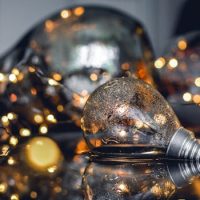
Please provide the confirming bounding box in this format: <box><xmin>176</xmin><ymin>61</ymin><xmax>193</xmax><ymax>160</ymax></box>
<box><xmin>82</xmin><ymin>77</ymin><xmax>200</xmax><ymax>159</ymax></box>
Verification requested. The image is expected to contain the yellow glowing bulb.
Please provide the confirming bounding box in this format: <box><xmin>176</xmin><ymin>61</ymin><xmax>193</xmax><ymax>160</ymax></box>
<box><xmin>39</xmin><ymin>125</ymin><xmax>48</xmax><ymax>134</ymax></box>
<box><xmin>183</xmin><ymin>92</ymin><xmax>192</xmax><ymax>102</ymax></box>
<box><xmin>52</xmin><ymin>73</ymin><xmax>62</xmax><ymax>81</ymax></box>
<box><xmin>48</xmin><ymin>78</ymin><xmax>59</xmax><ymax>86</ymax></box>
<box><xmin>9</xmin><ymin>136</ymin><xmax>18</xmax><ymax>146</ymax></box>
<box><xmin>8</xmin><ymin>156</ymin><xmax>16</xmax><ymax>165</ymax></box>
<box><xmin>60</xmin><ymin>9</ymin><xmax>71</xmax><ymax>19</ymax></box>
<box><xmin>1</xmin><ymin>116</ymin><xmax>9</xmax><ymax>126</ymax></box>
<box><xmin>28</xmin><ymin>66</ymin><xmax>36</xmax><ymax>73</ymax></box>
<box><xmin>46</xmin><ymin>114</ymin><xmax>57</xmax><ymax>123</ymax></box>
<box><xmin>20</xmin><ymin>128</ymin><xmax>31</xmax><ymax>137</ymax></box>
<box><xmin>193</xmin><ymin>94</ymin><xmax>200</xmax><ymax>104</ymax></box>
<box><xmin>24</xmin><ymin>137</ymin><xmax>63</xmax><ymax>172</ymax></box>
<box><xmin>169</xmin><ymin>58</ymin><xmax>178</xmax><ymax>68</ymax></box>
<box><xmin>10</xmin><ymin>194</ymin><xmax>19</xmax><ymax>200</ymax></box>
<box><xmin>8</xmin><ymin>74</ymin><xmax>17</xmax><ymax>83</ymax></box>
<box><xmin>7</xmin><ymin>112</ymin><xmax>16</xmax><ymax>120</ymax></box>
<box><xmin>0</xmin><ymin>73</ymin><xmax>6</xmax><ymax>82</ymax></box>
<box><xmin>57</xmin><ymin>105</ymin><xmax>64</xmax><ymax>112</ymax></box>
<box><xmin>195</xmin><ymin>77</ymin><xmax>200</xmax><ymax>87</ymax></box>
<box><xmin>1</xmin><ymin>145</ymin><xmax>9</xmax><ymax>156</ymax></box>
<box><xmin>34</xmin><ymin>114</ymin><xmax>44</xmax><ymax>124</ymax></box>
<box><xmin>154</xmin><ymin>57</ymin><xmax>166</xmax><ymax>69</ymax></box>
<box><xmin>74</xmin><ymin>7</ymin><xmax>85</xmax><ymax>16</ymax></box>
<box><xmin>11</xmin><ymin>68</ymin><xmax>20</xmax><ymax>76</ymax></box>
<box><xmin>90</xmin><ymin>73</ymin><xmax>98</xmax><ymax>81</ymax></box>
<box><xmin>0</xmin><ymin>183</ymin><xmax>7</xmax><ymax>193</ymax></box>
<box><xmin>30</xmin><ymin>191</ymin><xmax>37</xmax><ymax>199</ymax></box>
<box><xmin>177</xmin><ymin>39</ymin><xmax>187</xmax><ymax>50</ymax></box>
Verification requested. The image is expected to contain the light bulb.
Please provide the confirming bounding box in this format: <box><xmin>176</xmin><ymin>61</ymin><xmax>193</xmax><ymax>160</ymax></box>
<box><xmin>82</xmin><ymin>77</ymin><xmax>200</xmax><ymax>160</ymax></box>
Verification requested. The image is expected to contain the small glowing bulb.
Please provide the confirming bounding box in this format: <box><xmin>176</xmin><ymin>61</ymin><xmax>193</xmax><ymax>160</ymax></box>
<box><xmin>193</xmin><ymin>94</ymin><xmax>200</xmax><ymax>104</ymax></box>
<box><xmin>24</xmin><ymin>137</ymin><xmax>63</xmax><ymax>172</ymax></box>
<box><xmin>1</xmin><ymin>116</ymin><xmax>9</xmax><ymax>126</ymax></box>
<box><xmin>30</xmin><ymin>191</ymin><xmax>37</xmax><ymax>199</ymax></box>
<box><xmin>154</xmin><ymin>57</ymin><xmax>166</xmax><ymax>69</ymax></box>
<box><xmin>90</xmin><ymin>73</ymin><xmax>98</xmax><ymax>81</ymax></box>
<box><xmin>183</xmin><ymin>92</ymin><xmax>192</xmax><ymax>102</ymax></box>
<box><xmin>177</xmin><ymin>39</ymin><xmax>187</xmax><ymax>50</ymax></box>
<box><xmin>74</xmin><ymin>7</ymin><xmax>85</xmax><ymax>16</ymax></box>
<box><xmin>46</xmin><ymin>114</ymin><xmax>57</xmax><ymax>123</ymax></box>
<box><xmin>20</xmin><ymin>128</ymin><xmax>31</xmax><ymax>137</ymax></box>
<box><xmin>7</xmin><ymin>112</ymin><xmax>16</xmax><ymax>120</ymax></box>
<box><xmin>45</xmin><ymin>20</ymin><xmax>54</xmax><ymax>32</ymax></box>
<box><xmin>48</xmin><ymin>78</ymin><xmax>59</xmax><ymax>86</ymax></box>
<box><xmin>1</xmin><ymin>145</ymin><xmax>9</xmax><ymax>156</ymax></box>
<box><xmin>0</xmin><ymin>183</ymin><xmax>7</xmax><ymax>193</ymax></box>
<box><xmin>10</xmin><ymin>194</ymin><xmax>19</xmax><ymax>200</ymax></box>
<box><xmin>34</xmin><ymin>114</ymin><xmax>44</xmax><ymax>124</ymax></box>
<box><xmin>28</xmin><ymin>66</ymin><xmax>36</xmax><ymax>73</ymax></box>
<box><xmin>52</xmin><ymin>73</ymin><xmax>62</xmax><ymax>81</ymax></box>
<box><xmin>9</xmin><ymin>136</ymin><xmax>18</xmax><ymax>146</ymax></box>
<box><xmin>195</xmin><ymin>77</ymin><xmax>200</xmax><ymax>87</ymax></box>
<box><xmin>8</xmin><ymin>74</ymin><xmax>17</xmax><ymax>83</ymax></box>
<box><xmin>169</xmin><ymin>58</ymin><xmax>178</xmax><ymax>68</ymax></box>
<box><xmin>11</xmin><ymin>68</ymin><xmax>20</xmax><ymax>76</ymax></box>
<box><xmin>0</xmin><ymin>73</ymin><xmax>6</xmax><ymax>82</ymax></box>
<box><xmin>39</xmin><ymin>125</ymin><xmax>48</xmax><ymax>134</ymax></box>
<box><xmin>8</xmin><ymin>156</ymin><xmax>16</xmax><ymax>165</ymax></box>
<box><xmin>57</xmin><ymin>105</ymin><xmax>64</xmax><ymax>112</ymax></box>
<box><xmin>60</xmin><ymin>9</ymin><xmax>71</xmax><ymax>19</ymax></box>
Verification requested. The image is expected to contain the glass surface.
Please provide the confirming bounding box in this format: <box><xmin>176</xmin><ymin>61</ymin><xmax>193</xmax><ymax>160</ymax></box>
<box><xmin>82</xmin><ymin>78</ymin><xmax>180</xmax><ymax>156</ymax></box>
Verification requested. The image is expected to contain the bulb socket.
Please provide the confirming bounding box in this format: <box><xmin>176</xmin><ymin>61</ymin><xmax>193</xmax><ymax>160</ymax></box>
<box><xmin>167</xmin><ymin>127</ymin><xmax>200</xmax><ymax>160</ymax></box>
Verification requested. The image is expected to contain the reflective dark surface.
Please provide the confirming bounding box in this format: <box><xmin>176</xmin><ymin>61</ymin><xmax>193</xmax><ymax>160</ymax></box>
<box><xmin>0</xmin><ymin>133</ymin><xmax>199</xmax><ymax>200</ymax></box>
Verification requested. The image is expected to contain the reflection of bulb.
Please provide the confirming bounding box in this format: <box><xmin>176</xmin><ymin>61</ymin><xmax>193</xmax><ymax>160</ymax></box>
<box><xmin>82</xmin><ymin>77</ymin><xmax>200</xmax><ymax>159</ymax></box>
<box><xmin>23</xmin><ymin>137</ymin><xmax>63</xmax><ymax>173</ymax></box>
<box><xmin>83</xmin><ymin>160</ymin><xmax>200</xmax><ymax>200</ymax></box>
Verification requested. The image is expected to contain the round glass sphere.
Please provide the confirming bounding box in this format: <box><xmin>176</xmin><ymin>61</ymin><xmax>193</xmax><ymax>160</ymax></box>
<box><xmin>154</xmin><ymin>32</ymin><xmax>200</xmax><ymax>132</ymax></box>
<box><xmin>0</xmin><ymin>5</ymin><xmax>155</xmax><ymax>125</ymax></box>
<box><xmin>82</xmin><ymin>77</ymin><xmax>180</xmax><ymax>157</ymax></box>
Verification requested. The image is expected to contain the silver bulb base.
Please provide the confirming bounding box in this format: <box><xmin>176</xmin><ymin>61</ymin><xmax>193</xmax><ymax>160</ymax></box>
<box><xmin>167</xmin><ymin>127</ymin><xmax>200</xmax><ymax>160</ymax></box>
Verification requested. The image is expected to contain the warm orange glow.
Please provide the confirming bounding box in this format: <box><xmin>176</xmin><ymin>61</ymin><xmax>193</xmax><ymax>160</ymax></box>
<box><xmin>52</xmin><ymin>73</ymin><xmax>62</xmax><ymax>81</ymax></box>
<box><xmin>75</xmin><ymin>139</ymin><xmax>90</xmax><ymax>154</ymax></box>
<box><xmin>74</xmin><ymin>7</ymin><xmax>85</xmax><ymax>16</ymax></box>
<box><xmin>28</xmin><ymin>66</ymin><xmax>36</xmax><ymax>73</ymax></box>
<box><xmin>57</xmin><ymin>104</ymin><xmax>64</xmax><ymax>112</ymax></box>
<box><xmin>177</xmin><ymin>39</ymin><xmax>187</xmax><ymax>50</ymax></box>
<box><xmin>193</xmin><ymin>94</ymin><xmax>200</xmax><ymax>104</ymax></box>
<box><xmin>90</xmin><ymin>73</ymin><xmax>98</xmax><ymax>81</ymax></box>
<box><xmin>34</xmin><ymin>114</ymin><xmax>44</xmax><ymax>124</ymax></box>
<box><xmin>45</xmin><ymin>20</ymin><xmax>54</xmax><ymax>32</ymax></box>
<box><xmin>30</xmin><ymin>191</ymin><xmax>37</xmax><ymax>199</ymax></box>
<box><xmin>31</xmin><ymin>88</ymin><xmax>37</xmax><ymax>95</ymax></box>
<box><xmin>10</xmin><ymin>93</ymin><xmax>17</xmax><ymax>102</ymax></box>
<box><xmin>121</xmin><ymin>63</ymin><xmax>130</xmax><ymax>70</ymax></box>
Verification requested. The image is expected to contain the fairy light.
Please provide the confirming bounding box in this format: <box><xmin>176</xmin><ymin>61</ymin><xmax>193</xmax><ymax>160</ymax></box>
<box><xmin>1</xmin><ymin>145</ymin><xmax>10</xmax><ymax>156</ymax></box>
<box><xmin>177</xmin><ymin>39</ymin><xmax>187</xmax><ymax>50</ymax></box>
<box><xmin>48</xmin><ymin>78</ymin><xmax>59</xmax><ymax>86</ymax></box>
<box><xmin>39</xmin><ymin>125</ymin><xmax>48</xmax><ymax>134</ymax></box>
<box><xmin>154</xmin><ymin>57</ymin><xmax>166</xmax><ymax>69</ymax></box>
<box><xmin>7</xmin><ymin>112</ymin><xmax>16</xmax><ymax>120</ymax></box>
<box><xmin>60</xmin><ymin>9</ymin><xmax>71</xmax><ymax>19</ymax></box>
<box><xmin>28</xmin><ymin>66</ymin><xmax>36</xmax><ymax>73</ymax></box>
<box><xmin>34</xmin><ymin>114</ymin><xmax>44</xmax><ymax>124</ymax></box>
<box><xmin>0</xmin><ymin>73</ymin><xmax>6</xmax><ymax>82</ymax></box>
<box><xmin>11</xmin><ymin>68</ymin><xmax>20</xmax><ymax>76</ymax></box>
<box><xmin>30</xmin><ymin>191</ymin><xmax>37</xmax><ymax>199</ymax></box>
<box><xmin>57</xmin><ymin>104</ymin><xmax>64</xmax><ymax>112</ymax></box>
<box><xmin>0</xmin><ymin>183</ymin><xmax>7</xmax><ymax>193</ymax></box>
<box><xmin>46</xmin><ymin>114</ymin><xmax>57</xmax><ymax>123</ymax></box>
<box><xmin>10</xmin><ymin>194</ymin><xmax>19</xmax><ymax>200</ymax></box>
<box><xmin>8</xmin><ymin>74</ymin><xmax>17</xmax><ymax>83</ymax></box>
<box><xmin>193</xmin><ymin>94</ymin><xmax>200</xmax><ymax>104</ymax></box>
<box><xmin>8</xmin><ymin>157</ymin><xmax>16</xmax><ymax>165</ymax></box>
<box><xmin>183</xmin><ymin>92</ymin><xmax>192</xmax><ymax>102</ymax></box>
<box><xmin>45</xmin><ymin>20</ymin><xmax>54</xmax><ymax>32</ymax></box>
<box><xmin>20</xmin><ymin>128</ymin><xmax>31</xmax><ymax>137</ymax></box>
<box><xmin>1</xmin><ymin>116</ymin><xmax>9</xmax><ymax>126</ymax></box>
<box><xmin>168</xmin><ymin>58</ymin><xmax>178</xmax><ymax>68</ymax></box>
<box><xmin>90</xmin><ymin>73</ymin><xmax>98</xmax><ymax>81</ymax></box>
<box><xmin>10</xmin><ymin>93</ymin><xmax>18</xmax><ymax>102</ymax></box>
<box><xmin>9</xmin><ymin>136</ymin><xmax>18</xmax><ymax>146</ymax></box>
<box><xmin>74</xmin><ymin>6</ymin><xmax>85</xmax><ymax>16</ymax></box>
<box><xmin>52</xmin><ymin>73</ymin><xmax>62</xmax><ymax>81</ymax></box>
<box><xmin>195</xmin><ymin>77</ymin><xmax>200</xmax><ymax>87</ymax></box>
<box><xmin>47</xmin><ymin>165</ymin><xmax>57</xmax><ymax>173</ymax></box>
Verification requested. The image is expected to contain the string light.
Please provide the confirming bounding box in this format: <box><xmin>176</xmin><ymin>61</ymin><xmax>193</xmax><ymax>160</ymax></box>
<box><xmin>9</xmin><ymin>136</ymin><xmax>18</xmax><ymax>146</ymax></box>
<box><xmin>168</xmin><ymin>58</ymin><xmax>178</xmax><ymax>68</ymax></box>
<box><xmin>39</xmin><ymin>124</ymin><xmax>48</xmax><ymax>134</ymax></box>
<box><xmin>8</xmin><ymin>74</ymin><xmax>17</xmax><ymax>83</ymax></box>
<box><xmin>10</xmin><ymin>194</ymin><xmax>19</xmax><ymax>200</ymax></box>
<box><xmin>19</xmin><ymin>128</ymin><xmax>31</xmax><ymax>137</ymax></box>
<box><xmin>177</xmin><ymin>39</ymin><xmax>187</xmax><ymax>50</ymax></box>
<box><xmin>34</xmin><ymin>114</ymin><xmax>44</xmax><ymax>124</ymax></box>
<box><xmin>0</xmin><ymin>73</ymin><xmax>6</xmax><ymax>82</ymax></box>
<box><xmin>154</xmin><ymin>57</ymin><xmax>166</xmax><ymax>69</ymax></box>
<box><xmin>183</xmin><ymin>92</ymin><xmax>192</xmax><ymax>102</ymax></box>
<box><xmin>74</xmin><ymin>7</ymin><xmax>85</xmax><ymax>16</ymax></box>
<box><xmin>60</xmin><ymin>9</ymin><xmax>71</xmax><ymax>19</ymax></box>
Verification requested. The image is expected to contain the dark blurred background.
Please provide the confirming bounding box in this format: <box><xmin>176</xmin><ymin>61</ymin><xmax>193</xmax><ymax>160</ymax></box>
<box><xmin>0</xmin><ymin>0</ymin><xmax>187</xmax><ymax>57</ymax></box>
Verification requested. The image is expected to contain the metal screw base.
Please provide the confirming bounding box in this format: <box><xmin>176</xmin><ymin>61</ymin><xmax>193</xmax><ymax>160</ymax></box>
<box><xmin>167</xmin><ymin>127</ymin><xmax>200</xmax><ymax>160</ymax></box>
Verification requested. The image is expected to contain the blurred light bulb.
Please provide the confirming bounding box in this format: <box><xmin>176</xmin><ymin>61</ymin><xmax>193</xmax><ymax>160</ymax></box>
<box><xmin>82</xmin><ymin>77</ymin><xmax>200</xmax><ymax>160</ymax></box>
<box><xmin>23</xmin><ymin>137</ymin><xmax>63</xmax><ymax>173</ymax></box>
